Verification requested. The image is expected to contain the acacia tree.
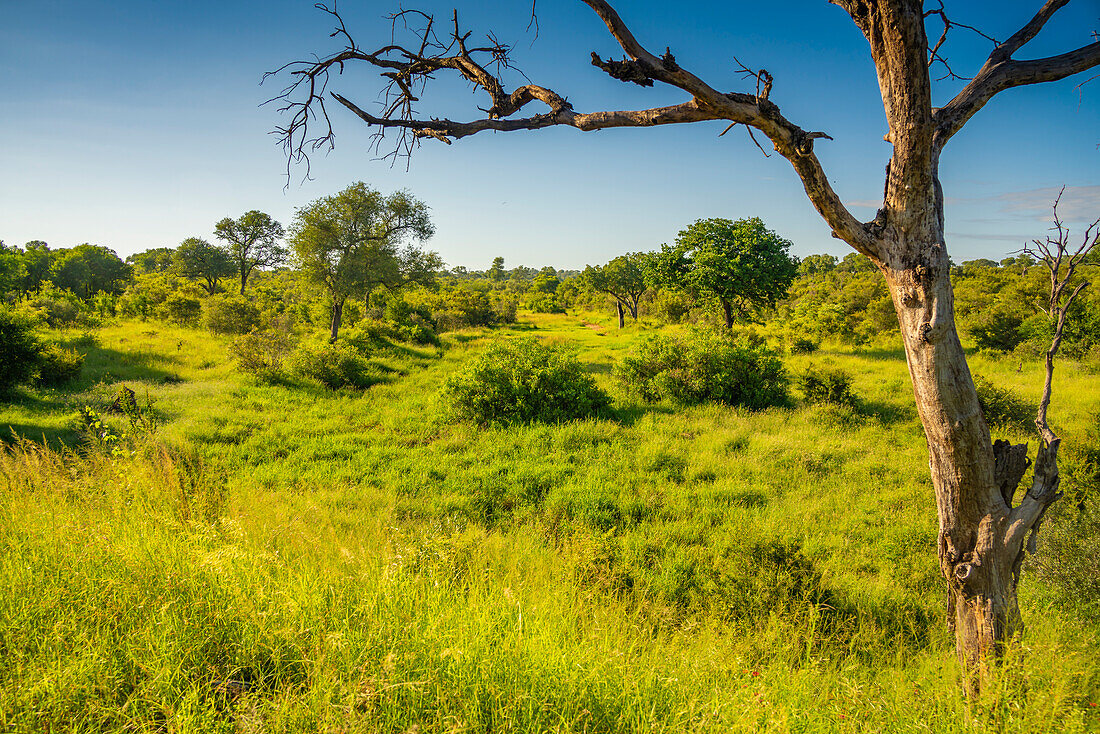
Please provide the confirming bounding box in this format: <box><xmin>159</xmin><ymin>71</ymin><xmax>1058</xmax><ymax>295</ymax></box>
<box><xmin>289</xmin><ymin>182</ymin><xmax>438</xmax><ymax>342</ymax></box>
<box><xmin>270</xmin><ymin>1</ymin><xmax>1100</xmax><ymax>672</ymax></box>
<box><xmin>213</xmin><ymin>210</ymin><xmax>287</xmax><ymax>295</ymax></box>
<box><xmin>172</xmin><ymin>237</ymin><xmax>236</xmax><ymax>295</ymax></box>
<box><xmin>650</xmin><ymin>218</ymin><xmax>798</xmax><ymax>327</ymax></box>
<box><xmin>581</xmin><ymin>253</ymin><xmax>648</xmax><ymax>328</ymax></box>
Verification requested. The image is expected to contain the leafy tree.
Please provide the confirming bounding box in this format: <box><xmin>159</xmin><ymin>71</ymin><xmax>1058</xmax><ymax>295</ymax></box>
<box><xmin>172</xmin><ymin>237</ymin><xmax>236</xmax><ymax>295</ymax></box>
<box><xmin>213</xmin><ymin>210</ymin><xmax>287</xmax><ymax>295</ymax></box>
<box><xmin>127</xmin><ymin>247</ymin><xmax>176</xmax><ymax>275</ymax></box>
<box><xmin>581</xmin><ymin>253</ymin><xmax>648</xmax><ymax>328</ymax></box>
<box><xmin>20</xmin><ymin>241</ymin><xmax>53</xmax><ymax>294</ymax></box>
<box><xmin>488</xmin><ymin>256</ymin><xmax>505</xmax><ymax>281</ymax></box>
<box><xmin>836</xmin><ymin>252</ymin><xmax>876</xmax><ymax>274</ymax></box>
<box><xmin>50</xmin><ymin>244</ymin><xmax>132</xmax><ymax>299</ymax></box>
<box><xmin>289</xmin><ymin>182</ymin><xmax>438</xmax><ymax>342</ymax></box>
<box><xmin>651</xmin><ymin>218</ymin><xmax>797</xmax><ymax>327</ymax></box>
<box><xmin>274</xmin><ymin>0</ymin><xmax>1100</xmax><ymax>671</ymax></box>
<box><xmin>798</xmin><ymin>253</ymin><xmax>838</xmax><ymax>276</ymax></box>
<box><xmin>0</xmin><ymin>241</ymin><xmax>25</xmax><ymax>298</ymax></box>
<box><xmin>531</xmin><ymin>268</ymin><xmax>560</xmax><ymax>294</ymax></box>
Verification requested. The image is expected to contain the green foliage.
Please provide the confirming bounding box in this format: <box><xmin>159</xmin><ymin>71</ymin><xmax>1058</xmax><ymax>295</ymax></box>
<box><xmin>0</xmin><ymin>305</ymin><xmax>43</xmax><ymax>393</ymax></box>
<box><xmin>615</xmin><ymin>329</ymin><xmax>788</xmax><ymax>408</ymax></box>
<box><xmin>160</xmin><ymin>293</ymin><xmax>202</xmax><ymax>326</ymax></box>
<box><xmin>204</xmin><ymin>295</ymin><xmax>262</xmax><ymax>335</ymax></box>
<box><xmin>973</xmin><ymin>375</ymin><xmax>1033</xmax><ymax>433</ymax></box>
<box><xmin>443</xmin><ymin>337</ymin><xmax>610</xmax><ymax>423</ymax></box>
<box><xmin>291</xmin><ymin>340</ymin><xmax>380</xmax><ymax>389</ymax></box>
<box><xmin>650</xmin><ymin>218</ymin><xmax>798</xmax><ymax>326</ymax></box>
<box><xmin>18</xmin><ymin>285</ymin><xmax>83</xmax><ymax>327</ymax></box>
<box><xmin>289</xmin><ymin>182</ymin><xmax>438</xmax><ymax>341</ymax></box>
<box><xmin>968</xmin><ymin>308</ymin><xmax>1024</xmax><ymax>352</ymax></box>
<box><xmin>788</xmin><ymin>337</ymin><xmax>819</xmax><ymax>355</ymax></box>
<box><xmin>33</xmin><ymin>344</ymin><xmax>84</xmax><ymax>386</ymax></box>
<box><xmin>50</xmin><ymin>244</ymin><xmax>132</xmax><ymax>299</ymax></box>
<box><xmin>581</xmin><ymin>253</ymin><xmax>648</xmax><ymax>320</ymax></box>
<box><xmin>798</xmin><ymin>366</ymin><xmax>857</xmax><ymax>408</ymax></box>
<box><xmin>525</xmin><ymin>291</ymin><xmax>565</xmax><ymax>313</ymax></box>
<box><xmin>172</xmin><ymin>237</ymin><xmax>235</xmax><ymax>294</ymax></box>
<box><xmin>126</xmin><ymin>247</ymin><xmax>175</xmax><ymax>275</ymax></box>
<box><xmin>213</xmin><ymin>210</ymin><xmax>287</xmax><ymax>293</ymax></box>
<box><xmin>230</xmin><ymin>329</ymin><xmax>294</xmax><ymax>382</ymax></box>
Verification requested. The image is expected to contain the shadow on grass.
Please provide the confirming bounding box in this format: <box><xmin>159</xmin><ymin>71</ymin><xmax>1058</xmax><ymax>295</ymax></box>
<box><xmin>852</xmin><ymin>346</ymin><xmax>907</xmax><ymax>361</ymax></box>
<box><xmin>2</xmin><ymin>422</ymin><xmax>81</xmax><ymax>448</ymax></box>
<box><xmin>69</xmin><ymin>343</ymin><xmax>184</xmax><ymax>387</ymax></box>
<box><xmin>605</xmin><ymin>402</ymin><xmax>676</xmax><ymax>427</ymax></box>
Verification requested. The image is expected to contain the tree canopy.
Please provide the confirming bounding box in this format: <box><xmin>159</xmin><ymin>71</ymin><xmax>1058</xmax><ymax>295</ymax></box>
<box><xmin>581</xmin><ymin>252</ymin><xmax>648</xmax><ymax>327</ymax></box>
<box><xmin>172</xmin><ymin>237</ymin><xmax>236</xmax><ymax>295</ymax></box>
<box><xmin>213</xmin><ymin>210</ymin><xmax>287</xmax><ymax>295</ymax></box>
<box><xmin>289</xmin><ymin>182</ymin><xmax>438</xmax><ymax>341</ymax></box>
<box><xmin>650</xmin><ymin>218</ymin><xmax>797</xmax><ymax>327</ymax></box>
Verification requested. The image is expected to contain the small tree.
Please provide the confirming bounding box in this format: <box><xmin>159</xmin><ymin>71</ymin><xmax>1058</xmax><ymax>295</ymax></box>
<box><xmin>581</xmin><ymin>253</ymin><xmax>648</xmax><ymax>328</ymax></box>
<box><xmin>488</xmin><ymin>256</ymin><xmax>506</xmax><ymax>282</ymax></box>
<box><xmin>213</xmin><ymin>210</ymin><xmax>287</xmax><ymax>295</ymax></box>
<box><xmin>289</xmin><ymin>182</ymin><xmax>438</xmax><ymax>342</ymax></box>
<box><xmin>651</xmin><ymin>218</ymin><xmax>797</xmax><ymax>327</ymax></box>
<box><xmin>172</xmin><ymin>237</ymin><xmax>236</xmax><ymax>295</ymax></box>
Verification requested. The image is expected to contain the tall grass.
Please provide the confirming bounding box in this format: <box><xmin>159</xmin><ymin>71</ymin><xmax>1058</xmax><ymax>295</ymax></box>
<box><xmin>1</xmin><ymin>314</ymin><xmax>1099</xmax><ymax>731</ymax></box>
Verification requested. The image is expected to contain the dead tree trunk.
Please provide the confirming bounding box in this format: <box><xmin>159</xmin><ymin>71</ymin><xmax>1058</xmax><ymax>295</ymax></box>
<box><xmin>270</xmin><ymin>0</ymin><xmax>1100</xmax><ymax>677</ymax></box>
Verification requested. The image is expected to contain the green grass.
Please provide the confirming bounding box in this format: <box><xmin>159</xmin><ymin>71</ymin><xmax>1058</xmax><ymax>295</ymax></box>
<box><xmin>2</xmin><ymin>313</ymin><xmax>1099</xmax><ymax>732</ymax></box>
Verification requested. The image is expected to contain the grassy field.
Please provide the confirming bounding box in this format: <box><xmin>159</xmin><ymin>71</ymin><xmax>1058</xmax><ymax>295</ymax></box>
<box><xmin>2</xmin><ymin>313</ymin><xmax>1099</xmax><ymax>732</ymax></box>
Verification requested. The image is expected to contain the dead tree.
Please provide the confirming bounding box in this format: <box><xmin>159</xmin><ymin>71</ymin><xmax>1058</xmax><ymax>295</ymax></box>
<box><xmin>268</xmin><ymin>1</ymin><xmax>1100</xmax><ymax>674</ymax></box>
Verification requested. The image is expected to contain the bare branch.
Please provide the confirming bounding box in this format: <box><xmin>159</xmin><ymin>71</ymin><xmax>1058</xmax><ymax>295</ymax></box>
<box><xmin>1006</xmin><ymin>190</ymin><xmax>1100</xmax><ymax>557</ymax></box>
<box><xmin>934</xmin><ymin>1</ymin><xmax>1100</xmax><ymax>147</ymax></box>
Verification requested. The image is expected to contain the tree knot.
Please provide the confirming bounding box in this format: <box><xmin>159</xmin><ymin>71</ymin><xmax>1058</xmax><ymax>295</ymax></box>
<box><xmin>590</xmin><ymin>52</ymin><xmax>654</xmax><ymax>87</ymax></box>
<box><xmin>661</xmin><ymin>47</ymin><xmax>680</xmax><ymax>72</ymax></box>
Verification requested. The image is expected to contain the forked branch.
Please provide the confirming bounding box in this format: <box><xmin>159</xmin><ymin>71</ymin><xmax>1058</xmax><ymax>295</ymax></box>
<box><xmin>267</xmin><ymin>0</ymin><xmax>880</xmax><ymax>257</ymax></box>
<box><xmin>934</xmin><ymin>0</ymin><xmax>1100</xmax><ymax>147</ymax></box>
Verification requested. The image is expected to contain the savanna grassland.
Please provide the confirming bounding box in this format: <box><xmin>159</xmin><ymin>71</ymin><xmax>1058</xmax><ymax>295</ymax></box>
<box><xmin>2</xmin><ymin>312</ymin><xmax>1100</xmax><ymax>733</ymax></box>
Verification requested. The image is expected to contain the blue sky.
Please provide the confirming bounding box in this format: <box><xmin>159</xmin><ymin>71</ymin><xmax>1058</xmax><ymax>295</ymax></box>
<box><xmin>1</xmin><ymin>0</ymin><xmax>1097</xmax><ymax>270</ymax></box>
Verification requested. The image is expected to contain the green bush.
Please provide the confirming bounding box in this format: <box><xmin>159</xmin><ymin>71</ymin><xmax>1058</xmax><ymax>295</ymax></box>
<box><xmin>967</xmin><ymin>309</ymin><xmax>1023</xmax><ymax>352</ymax></box>
<box><xmin>798</xmin><ymin>366</ymin><xmax>857</xmax><ymax>407</ymax></box>
<box><xmin>0</xmin><ymin>306</ymin><xmax>43</xmax><ymax>394</ymax></box>
<box><xmin>614</xmin><ymin>329</ymin><xmax>788</xmax><ymax>409</ymax></box>
<box><xmin>788</xmin><ymin>337</ymin><xmax>819</xmax><ymax>355</ymax></box>
<box><xmin>160</xmin><ymin>293</ymin><xmax>201</xmax><ymax>326</ymax></box>
<box><xmin>442</xmin><ymin>337</ymin><xmax>610</xmax><ymax>423</ymax></box>
<box><xmin>525</xmin><ymin>292</ymin><xmax>565</xmax><ymax>314</ymax></box>
<box><xmin>33</xmin><ymin>344</ymin><xmax>84</xmax><ymax>386</ymax></box>
<box><xmin>291</xmin><ymin>341</ymin><xmax>379</xmax><ymax>390</ymax></box>
<box><xmin>230</xmin><ymin>329</ymin><xmax>293</xmax><ymax>382</ymax></box>
<box><xmin>19</xmin><ymin>286</ymin><xmax>83</xmax><ymax>328</ymax></box>
<box><xmin>973</xmin><ymin>375</ymin><xmax>1033</xmax><ymax>433</ymax></box>
<box><xmin>204</xmin><ymin>296</ymin><xmax>261</xmax><ymax>335</ymax></box>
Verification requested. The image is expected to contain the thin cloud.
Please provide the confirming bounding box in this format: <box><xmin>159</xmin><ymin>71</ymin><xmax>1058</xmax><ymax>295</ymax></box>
<box><xmin>993</xmin><ymin>185</ymin><xmax>1100</xmax><ymax>222</ymax></box>
<box><xmin>946</xmin><ymin>232</ymin><xmax>1031</xmax><ymax>243</ymax></box>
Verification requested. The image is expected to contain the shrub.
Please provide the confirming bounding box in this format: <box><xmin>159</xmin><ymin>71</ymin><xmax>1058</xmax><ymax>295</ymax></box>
<box><xmin>526</xmin><ymin>292</ymin><xmax>565</xmax><ymax>314</ymax></box>
<box><xmin>1031</xmin><ymin>495</ymin><xmax>1100</xmax><ymax>618</ymax></box>
<box><xmin>229</xmin><ymin>329</ymin><xmax>293</xmax><ymax>382</ymax></box>
<box><xmin>788</xmin><ymin>337</ymin><xmax>819</xmax><ymax>355</ymax></box>
<box><xmin>20</xmin><ymin>287</ymin><xmax>83</xmax><ymax>328</ymax></box>
<box><xmin>0</xmin><ymin>306</ymin><xmax>43</xmax><ymax>394</ymax></box>
<box><xmin>442</xmin><ymin>337</ymin><xmax>610</xmax><ymax>423</ymax></box>
<box><xmin>798</xmin><ymin>366</ymin><xmax>857</xmax><ymax>408</ymax></box>
<box><xmin>973</xmin><ymin>375</ymin><xmax>1033</xmax><ymax>433</ymax></box>
<box><xmin>291</xmin><ymin>341</ymin><xmax>379</xmax><ymax>389</ymax></box>
<box><xmin>204</xmin><ymin>296</ymin><xmax>261</xmax><ymax>335</ymax></box>
<box><xmin>615</xmin><ymin>329</ymin><xmax>788</xmax><ymax>409</ymax></box>
<box><xmin>160</xmin><ymin>293</ymin><xmax>201</xmax><ymax>326</ymax></box>
<box><xmin>33</xmin><ymin>344</ymin><xmax>84</xmax><ymax>386</ymax></box>
<box><xmin>967</xmin><ymin>309</ymin><xmax>1023</xmax><ymax>352</ymax></box>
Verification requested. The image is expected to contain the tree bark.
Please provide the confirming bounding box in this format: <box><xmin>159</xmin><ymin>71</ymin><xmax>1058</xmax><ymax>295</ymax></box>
<box><xmin>329</xmin><ymin>298</ymin><xmax>344</xmax><ymax>343</ymax></box>
<box><xmin>616</xmin><ymin>300</ymin><xmax>625</xmax><ymax>329</ymax></box>
<box><xmin>721</xmin><ymin>299</ymin><xmax>733</xmax><ymax>328</ymax></box>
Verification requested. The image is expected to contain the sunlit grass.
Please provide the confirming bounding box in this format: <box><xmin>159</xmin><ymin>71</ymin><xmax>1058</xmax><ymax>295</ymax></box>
<box><xmin>1</xmin><ymin>312</ymin><xmax>1099</xmax><ymax>732</ymax></box>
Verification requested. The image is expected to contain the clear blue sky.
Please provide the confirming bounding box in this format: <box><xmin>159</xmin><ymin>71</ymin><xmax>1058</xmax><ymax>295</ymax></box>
<box><xmin>1</xmin><ymin>0</ymin><xmax>1097</xmax><ymax>270</ymax></box>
